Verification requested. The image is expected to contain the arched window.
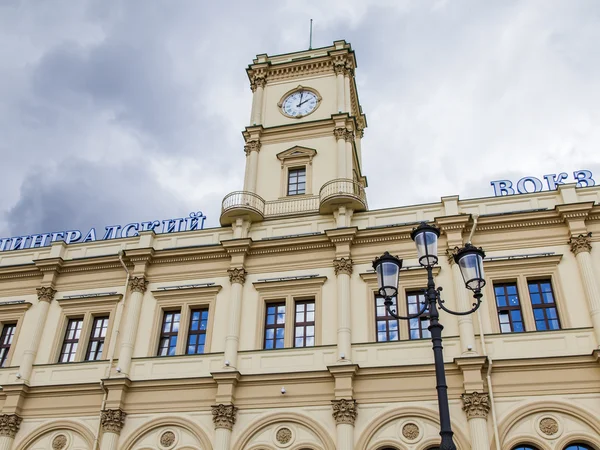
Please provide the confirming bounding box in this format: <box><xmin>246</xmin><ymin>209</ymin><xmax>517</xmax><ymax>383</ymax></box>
<box><xmin>512</xmin><ymin>446</ymin><xmax>540</xmax><ymax>450</ymax></box>
<box><xmin>564</xmin><ymin>445</ymin><xmax>594</xmax><ymax>450</ymax></box>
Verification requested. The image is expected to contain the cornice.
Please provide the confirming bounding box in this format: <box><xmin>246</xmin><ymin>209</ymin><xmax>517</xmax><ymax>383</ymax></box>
<box><xmin>221</xmin><ymin>238</ymin><xmax>253</xmax><ymax>255</ymax></box>
<box><xmin>247</xmin><ymin>116</ymin><xmax>358</xmax><ymax>145</ymax></box>
<box><xmin>555</xmin><ymin>202</ymin><xmax>595</xmax><ymax>219</ymax></box>
<box><xmin>151</xmin><ymin>246</ymin><xmax>229</xmax><ymax>265</ymax></box>
<box><xmin>253</xmin><ymin>276</ymin><xmax>327</xmax><ymax>292</ymax></box>
<box><xmin>435</xmin><ymin>214</ymin><xmax>471</xmax><ymax>232</ymax></box>
<box><xmin>123</xmin><ymin>247</ymin><xmax>155</xmax><ymax>263</ymax></box>
<box><xmin>483</xmin><ymin>254</ymin><xmax>562</xmax><ymax>272</ymax></box>
<box><xmin>0</xmin><ymin>301</ymin><xmax>32</xmax><ymax>315</ymax></box>
<box><xmin>33</xmin><ymin>257</ymin><xmax>64</xmax><ymax>273</ymax></box>
<box><xmin>353</xmin><ymin>225</ymin><xmax>413</xmax><ymax>246</ymax></box>
<box><xmin>152</xmin><ymin>285</ymin><xmax>222</xmax><ymax>301</ymax></box>
<box><xmin>325</xmin><ymin>227</ymin><xmax>358</xmax><ymax>243</ymax></box>
<box><xmin>56</xmin><ymin>293</ymin><xmax>122</xmax><ymax>309</ymax></box>
<box><xmin>248</xmin><ymin>234</ymin><xmax>333</xmax><ymax>256</ymax></box>
<box><xmin>0</xmin><ymin>264</ymin><xmax>39</xmax><ymax>280</ymax></box>
<box><xmin>359</xmin><ymin>266</ymin><xmax>441</xmax><ymax>285</ymax></box>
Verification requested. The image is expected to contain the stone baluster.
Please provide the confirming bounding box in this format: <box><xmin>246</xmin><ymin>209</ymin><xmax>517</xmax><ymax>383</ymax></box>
<box><xmin>212</xmin><ymin>404</ymin><xmax>237</xmax><ymax>450</ymax></box>
<box><xmin>332</xmin><ymin>399</ymin><xmax>357</xmax><ymax>450</ymax></box>
<box><xmin>462</xmin><ymin>392</ymin><xmax>491</xmax><ymax>450</ymax></box>
<box><xmin>0</xmin><ymin>414</ymin><xmax>22</xmax><ymax>450</ymax></box>
<box><xmin>100</xmin><ymin>409</ymin><xmax>126</xmax><ymax>450</ymax></box>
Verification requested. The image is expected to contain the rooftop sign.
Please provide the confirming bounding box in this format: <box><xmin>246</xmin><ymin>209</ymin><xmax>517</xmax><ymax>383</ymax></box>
<box><xmin>0</xmin><ymin>211</ymin><xmax>206</xmax><ymax>253</ymax></box>
<box><xmin>491</xmin><ymin>170</ymin><xmax>595</xmax><ymax>197</ymax></box>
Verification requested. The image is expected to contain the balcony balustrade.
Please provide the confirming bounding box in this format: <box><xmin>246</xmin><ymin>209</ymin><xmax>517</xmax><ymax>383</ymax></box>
<box><xmin>220</xmin><ymin>191</ymin><xmax>266</xmax><ymax>225</ymax></box>
<box><xmin>319</xmin><ymin>178</ymin><xmax>368</xmax><ymax>213</ymax></box>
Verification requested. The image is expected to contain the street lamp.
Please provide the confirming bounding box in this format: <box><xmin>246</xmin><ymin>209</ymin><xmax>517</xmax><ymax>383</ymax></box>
<box><xmin>372</xmin><ymin>222</ymin><xmax>486</xmax><ymax>450</ymax></box>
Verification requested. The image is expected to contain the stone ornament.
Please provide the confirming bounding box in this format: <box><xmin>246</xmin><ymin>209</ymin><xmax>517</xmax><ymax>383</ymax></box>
<box><xmin>159</xmin><ymin>430</ymin><xmax>176</xmax><ymax>448</ymax></box>
<box><xmin>539</xmin><ymin>417</ymin><xmax>559</xmax><ymax>436</ymax></box>
<box><xmin>401</xmin><ymin>423</ymin><xmax>420</xmax><ymax>440</ymax></box>
<box><xmin>36</xmin><ymin>286</ymin><xmax>57</xmax><ymax>303</ymax></box>
<box><xmin>129</xmin><ymin>276</ymin><xmax>149</xmax><ymax>294</ymax></box>
<box><xmin>100</xmin><ymin>409</ymin><xmax>126</xmax><ymax>434</ymax></box>
<box><xmin>276</xmin><ymin>427</ymin><xmax>292</xmax><ymax>444</ymax></box>
<box><xmin>331</xmin><ymin>399</ymin><xmax>358</xmax><ymax>425</ymax></box>
<box><xmin>446</xmin><ymin>247</ymin><xmax>460</xmax><ymax>266</ymax></box>
<box><xmin>343</xmin><ymin>129</ymin><xmax>355</xmax><ymax>142</ymax></box>
<box><xmin>52</xmin><ymin>434</ymin><xmax>68</xmax><ymax>450</ymax></box>
<box><xmin>461</xmin><ymin>392</ymin><xmax>490</xmax><ymax>419</ymax></box>
<box><xmin>212</xmin><ymin>404</ymin><xmax>238</xmax><ymax>430</ymax></box>
<box><xmin>333</xmin><ymin>127</ymin><xmax>347</xmax><ymax>140</ymax></box>
<box><xmin>333</xmin><ymin>258</ymin><xmax>353</xmax><ymax>276</ymax></box>
<box><xmin>250</xmin><ymin>75</ymin><xmax>267</xmax><ymax>92</ymax></box>
<box><xmin>333</xmin><ymin>62</ymin><xmax>346</xmax><ymax>76</ymax></box>
<box><xmin>228</xmin><ymin>268</ymin><xmax>247</xmax><ymax>285</ymax></box>
<box><xmin>244</xmin><ymin>140</ymin><xmax>262</xmax><ymax>156</ymax></box>
<box><xmin>0</xmin><ymin>414</ymin><xmax>22</xmax><ymax>438</ymax></box>
<box><xmin>569</xmin><ymin>232</ymin><xmax>592</xmax><ymax>255</ymax></box>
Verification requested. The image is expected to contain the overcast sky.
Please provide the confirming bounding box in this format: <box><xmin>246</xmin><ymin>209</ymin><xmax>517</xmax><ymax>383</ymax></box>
<box><xmin>1</xmin><ymin>0</ymin><xmax>599</xmax><ymax>238</ymax></box>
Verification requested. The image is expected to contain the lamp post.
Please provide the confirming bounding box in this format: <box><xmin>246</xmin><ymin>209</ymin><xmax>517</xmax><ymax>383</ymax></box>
<box><xmin>372</xmin><ymin>222</ymin><xmax>486</xmax><ymax>450</ymax></box>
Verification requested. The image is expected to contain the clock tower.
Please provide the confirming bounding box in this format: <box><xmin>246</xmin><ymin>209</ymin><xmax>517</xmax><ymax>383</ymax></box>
<box><xmin>220</xmin><ymin>40</ymin><xmax>368</xmax><ymax>231</ymax></box>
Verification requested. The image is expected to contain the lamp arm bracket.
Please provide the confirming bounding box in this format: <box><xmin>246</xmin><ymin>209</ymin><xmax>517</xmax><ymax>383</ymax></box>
<box><xmin>436</xmin><ymin>291</ymin><xmax>483</xmax><ymax>316</ymax></box>
<box><xmin>385</xmin><ymin>296</ymin><xmax>429</xmax><ymax>320</ymax></box>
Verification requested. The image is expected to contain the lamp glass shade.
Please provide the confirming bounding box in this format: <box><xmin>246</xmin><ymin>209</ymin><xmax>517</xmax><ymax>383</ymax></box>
<box><xmin>411</xmin><ymin>223</ymin><xmax>440</xmax><ymax>267</ymax></box>
<box><xmin>455</xmin><ymin>245</ymin><xmax>486</xmax><ymax>291</ymax></box>
<box><xmin>373</xmin><ymin>252</ymin><xmax>402</xmax><ymax>298</ymax></box>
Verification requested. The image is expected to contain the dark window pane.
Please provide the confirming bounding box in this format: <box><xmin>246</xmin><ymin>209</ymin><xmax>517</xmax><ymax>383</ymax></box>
<box><xmin>287</xmin><ymin>167</ymin><xmax>307</xmax><ymax>196</ymax></box>
<box><xmin>493</xmin><ymin>283</ymin><xmax>525</xmax><ymax>333</ymax></box>
<box><xmin>186</xmin><ymin>308</ymin><xmax>209</xmax><ymax>355</ymax></box>
<box><xmin>0</xmin><ymin>324</ymin><xmax>16</xmax><ymax>367</ymax></box>
<box><xmin>375</xmin><ymin>295</ymin><xmax>400</xmax><ymax>342</ymax></box>
<box><xmin>85</xmin><ymin>316</ymin><xmax>109</xmax><ymax>361</ymax></box>
<box><xmin>294</xmin><ymin>300</ymin><xmax>315</xmax><ymax>348</ymax></box>
<box><xmin>407</xmin><ymin>291</ymin><xmax>429</xmax><ymax>340</ymax></box>
<box><xmin>528</xmin><ymin>280</ymin><xmax>561</xmax><ymax>331</ymax></box>
<box><xmin>265</xmin><ymin>302</ymin><xmax>286</xmax><ymax>349</ymax></box>
<box><xmin>157</xmin><ymin>310</ymin><xmax>180</xmax><ymax>356</ymax></box>
<box><xmin>59</xmin><ymin>318</ymin><xmax>84</xmax><ymax>363</ymax></box>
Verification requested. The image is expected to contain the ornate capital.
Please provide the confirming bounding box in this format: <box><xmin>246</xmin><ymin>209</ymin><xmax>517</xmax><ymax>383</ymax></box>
<box><xmin>356</xmin><ymin>128</ymin><xmax>364</xmax><ymax>139</ymax></box>
<box><xmin>250</xmin><ymin>76</ymin><xmax>267</xmax><ymax>92</ymax></box>
<box><xmin>569</xmin><ymin>232</ymin><xmax>592</xmax><ymax>255</ymax></box>
<box><xmin>36</xmin><ymin>286</ymin><xmax>57</xmax><ymax>303</ymax></box>
<box><xmin>446</xmin><ymin>247</ymin><xmax>460</xmax><ymax>266</ymax></box>
<box><xmin>129</xmin><ymin>276</ymin><xmax>149</xmax><ymax>294</ymax></box>
<box><xmin>244</xmin><ymin>140</ymin><xmax>262</xmax><ymax>156</ymax></box>
<box><xmin>333</xmin><ymin>258</ymin><xmax>353</xmax><ymax>275</ymax></box>
<box><xmin>100</xmin><ymin>409</ymin><xmax>126</xmax><ymax>434</ymax></box>
<box><xmin>461</xmin><ymin>392</ymin><xmax>490</xmax><ymax>419</ymax></box>
<box><xmin>331</xmin><ymin>399</ymin><xmax>358</xmax><ymax>425</ymax></box>
<box><xmin>212</xmin><ymin>404</ymin><xmax>238</xmax><ymax>430</ymax></box>
<box><xmin>333</xmin><ymin>127</ymin><xmax>346</xmax><ymax>140</ymax></box>
<box><xmin>333</xmin><ymin>62</ymin><xmax>346</xmax><ymax>76</ymax></box>
<box><xmin>0</xmin><ymin>414</ymin><xmax>22</xmax><ymax>438</ymax></box>
<box><xmin>228</xmin><ymin>268</ymin><xmax>247</xmax><ymax>285</ymax></box>
<box><xmin>343</xmin><ymin>130</ymin><xmax>355</xmax><ymax>142</ymax></box>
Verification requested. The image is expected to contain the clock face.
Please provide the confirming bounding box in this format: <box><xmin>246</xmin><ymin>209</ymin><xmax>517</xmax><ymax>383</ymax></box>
<box><xmin>281</xmin><ymin>90</ymin><xmax>319</xmax><ymax>118</ymax></box>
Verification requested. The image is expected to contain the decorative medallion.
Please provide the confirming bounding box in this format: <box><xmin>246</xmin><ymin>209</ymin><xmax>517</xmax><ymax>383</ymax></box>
<box><xmin>333</xmin><ymin>258</ymin><xmax>353</xmax><ymax>276</ymax></box>
<box><xmin>100</xmin><ymin>409</ymin><xmax>126</xmax><ymax>434</ymax></box>
<box><xmin>0</xmin><ymin>414</ymin><xmax>23</xmax><ymax>438</ymax></box>
<box><xmin>52</xmin><ymin>434</ymin><xmax>68</xmax><ymax>450</ymax></box>
<box><xmin>159</xmin><ymin>430</ymin><xmax>176</xmax><ymax>448</ymax></box>
<box><xmin>461</xmin><ymin>392</ymin><xmax>490</xmax><ymax>419</ymax></box>
<box><xmin>331</xmin><ymin>399</ymin><xmax>358</xmax><ymax>425</ymax></box>
<box><xmin>36</xmin><ymin>286</ymin><xmax>57</xmax><ymax>303</ymax></box>
<box><xmin>539</xmin><ymin>417</ymin><xmax>559</xmax><ymax>436</ymax></box>
<box><xmin>569</xmin><ymin>232</ymin><xmax>592</xmax><ymax>255</ymax></box>
<box><xmin>212</xmin><ymin>404</ymin><xmax>238</xmax><ymax>430</ymax></box>
<box><xmin>227</xmin><ymin>268</ymin><xmax>247</xmax><ymax>285</ymax></box>
<box><xmin>401</xmin><ymin>423</ymin><xmax>420</xmax><ymax>440</ymax></box>
<box><xmin>276</xmin><ymin>427</ymin><xmax>292</xmax><ymax>445</ymax></box>
<box><xmin>129</xmin><ymin>276</ymin><xmax>149</xmax><ymax>294</ymax></box>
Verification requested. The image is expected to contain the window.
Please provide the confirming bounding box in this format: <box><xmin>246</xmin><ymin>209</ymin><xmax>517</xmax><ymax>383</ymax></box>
<box><xmin>157</xmin><ymin>310</ymin><xmax>181</xmax><ymax>356</ymax></box>
<box><xmin>294</xmin><ymin>301</ymin><xmax>315</xmax><ymax>347</ymax></box>
<box><xmin>375</xmin><ymin>296</ymin><xmax>399</xmax><ymax>342</ymax></box>
<box><xmin>564</xmin><ymin>445</ymin><xmax>594</xmax><ymax>450</ymax></box>
<box><xmin>528</xmin><ymin>280</ymin><xmax>561</xmax><ymax>331</ymax></box>
<box><xmin>264</xmin><ymin>302</ymin><xmax>286</xmax><ymax>349</ymax></box>
<box><xmin>511</xmin><ymin>446</ymin><xmax>539</xmax><ymax>450</ymax></box>
<box><xmin>287</xmin><ymin>167</ymin><xmax>306</xmax><ymax>195</ymax></box>
<box><xmin>59</xmin><ymin>318</ymin><xmax>83</xmax><ymax>363</ymax></box>
<box><xmin>493</xmin><ymin>283</ymin><xmax>525</xmax><ymax>333</ymax></box>
<box><xmin>0</xmin><ymin>323</ymin><xmax>16</xmax><ymax>367</ymax></box>
<box><xmin>85</xmin><ymin>316</ymin><xmax>109</xmax><ymax>361</ymax></box>
<box><xmin>407</xmin><ymin>291</ymin><xmax>430</xmax><ymax>339</ymax></box>
<box><xmin>186</xmin><ymin>308</ymin><xmax>209</xmax><ymax>354</ymax></box>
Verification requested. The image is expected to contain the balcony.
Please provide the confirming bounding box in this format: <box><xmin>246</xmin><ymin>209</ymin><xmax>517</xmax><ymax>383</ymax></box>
<box><xmin>220</xmin><ymin>191</ymin><xmax>265</xmax><ymax>225</ymax></box>
<box><xmin>319</xmin><ymin>178</ymin><xmax>368</xmax><ymax>213</ymax></box>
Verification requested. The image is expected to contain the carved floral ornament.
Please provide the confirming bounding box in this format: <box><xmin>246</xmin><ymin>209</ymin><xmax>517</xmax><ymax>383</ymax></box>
<box><xmin>539</xmin><ymin>417</ymin><xmax>559</xmax><ymax>436</ymax></box>
<box><xmin>333</xmin><ymin>127</ymin><xmax>347</xmax><ymax>140</ymax></box>
<box><xmin>569</xmin><ymin>232</ymin><xmax>592</xmax><ymax>255</ymax></box>
<box><xmin>446</xmin><ymin>247</ymin><xmax>460</xmax><ymax>266</ymax></box>
<box><xmin>244</xmin><ymin>140</ymin><xmax>262</xmax><ymax>156</ymax></box>
<box><xmin>36</xmin><ymin>286</ymin><xmax>57</xmax><ymax>303</ymax></box>
<box><xmin>0</xmin><ymin>414</ymin><xmax>22</xmax><ymax>438</ymax></box>
<box><xmin>100</xmin><ymin>409</ymin><xmax>127</xmax><ymax>434</ymax></box>
<box><xmin>211</xmin><ymin>404</ymin><xmax>238</xmax><ymax>430</ymax></box>
<box><xmin>276</xmin><ymin>427</ymin><xmax>293</xmax><ymax>444</ymax></box>
<box><xmin>129</xmin><ymin>276</ymin><xmax>149</xmax><ymax>294</ymax></box>
<box><xmin>401</xmin><ymin>422</ymin><xmax>420</xmax><ymax>440</ymax></box>
<box><xmin>250</xmin><ymin>74</ymin><xmax>267</xmax><ymax>92</ymax></box>
<box><xmin>228</xmin><ymin>267</ymin><xmax>247</xmax><ymax>285</ymax></box>
<box><xmin>343</xmin><ymin>129</ymin><xmax>355</xmax><ymax>142</ymax></box>
<box><xmin>333</xmin><ymin>258</ymin><xmax>353</xmax><ymax>276</ymax></box>
<box><xmin>52</xmin><ymin>434</ymin><xmax>68</xmax><ymax>450</ymax></box>
<box><xmin>331</xmin><ymin>399</ymin><xmax>358</xmax><ymax>425</ymax></box>
<box><xmin>160</xmin><ymin>430</ymin><xmax>176</xmax><ymax>447</ymax></box>
<box><xmin>461</xmin><ymin>392</ymin><xmax>490</xmax><ymax>419</ymax></box>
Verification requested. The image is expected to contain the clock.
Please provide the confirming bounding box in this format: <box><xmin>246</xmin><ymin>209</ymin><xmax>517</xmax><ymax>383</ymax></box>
<box><xmin>279</xmin><ymin>88</ymin><xmax>320</xmax><ymax>118</ymax></box>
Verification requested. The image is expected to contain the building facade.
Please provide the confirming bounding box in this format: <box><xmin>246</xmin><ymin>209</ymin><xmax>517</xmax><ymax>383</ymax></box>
<box><xmin>0</xmin><ymin>40</ymin><xmax>599</xmax><ymax>450</ymax></box>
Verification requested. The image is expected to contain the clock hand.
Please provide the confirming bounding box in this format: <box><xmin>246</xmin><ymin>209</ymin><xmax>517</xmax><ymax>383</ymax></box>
<box><xmin>298</xmin><ymin>98</ymin><xmax>312</xmax><ymax>106</ymax></box>
<box><xmin>296</xmin><ymin>91</ymin><xmax>304</xmax><ymax>107</ymax></box>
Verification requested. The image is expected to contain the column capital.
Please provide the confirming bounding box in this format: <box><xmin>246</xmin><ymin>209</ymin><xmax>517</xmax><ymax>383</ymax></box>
<box><xmin>212</xmin><ymin>404</ymin><xmax>238</xmax><ymax>430</ymax></box>
<box><xmin>461</xmin><ymin>392</ymin><xmax>490</xmax><ymax>419</ymax></box>
<box><xmin>100</xmin><ymin>409</ymin><xmax>126</xmax><ymax>434</ymax></box>
<box><xmin>250</xmin><ymin>75</ymin><xmax>267</xmax><ymax>92</ymax></box>
<box><xmin>569</xmin><ymin>232</ymin><xmax>592</xmax><ymax>255</ymax></box>
<box><xmin>333</xmin><ymin>258</ymin><xmax>353</xmax><ymax>276</ymax></box>
<box><xmin>129</xmin><ymin>276</ymin><xmax>149</xmax><ymax>294</ymax></box>
<box><xmin>446</xmin><ymin>246</ymin><xmax>460</xmax><ymax>266</ymax></box>
<box><xmin>343</xmin><ymin>129</ymin><xmax>355</xmax><ymax>142</ymax></box>
<box><xmin>333</xmin><ymin>62</ymin><xmax>346</xmax><ymax>75</ymax></box>
<box><xmin>333</xmin><ymin>127</ymin><xmax>347</xmax><ymax>140</ymax></box>
<box><xmin>0</xmin><ymin>414</ymin><xmax>22</xmax><ymax>438</ymax></box>
<box><xmin>36</xmin><ymin>286</ymin><xmax>57</xmax><ymax>303</ymax></box>
<box><xmin>243</xmin><ymin>139</ymin><xmax>262</xmax><ymax>156</ymax></box>
<box><xmin>331</xmin><ymin>399</ymin><xmax>358</xmax><ymax>425</ymax></box>
<box><xmin>228</xmin><ymin>268</ymin><xmax>247</xmax><ymax>285</ymax></box>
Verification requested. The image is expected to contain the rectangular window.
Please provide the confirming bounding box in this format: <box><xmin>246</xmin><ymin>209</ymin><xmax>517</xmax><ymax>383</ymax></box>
<box><xmin>0</xmin><ymin>323</ymin><xmax>16</xmax><ymax>367</ymax></box>
<box><xmin>406</xmin><ymin>291</ymin><xmax>431</xmax><ymax>340</ymax></box>
<box><xmin>186</xmin><ymin>308</ymin><xmax>209</xmax><ymax>355</ymax></box>
<box><xmin>85</xmin><ymin>316</ymin><xmax>109</xmax><ymax>361</ymax></box>
<box><xmin>375</xmin><ymin>296</ymin><xmax>399</xmax><ymax>342</ymax></box>
<box><xmin>157</xmin><ymin>310</ymin><xmax>181</xmax><ymax>356</ymax></box>
<box><xmin>59</xmin><ymin>318</ymin><xmax>83</xmax><ymax>363</ymax></box>
<box><xmin>493</xmin><ymin>283</ymin><xmax>525</xmax><ymax>333</ymax></box>
<box><xmin>294</xmin><ymin>300</ymin><xmax>315</xmax><ymax>347</ymax></box>
<box><xmin>264</xmin><ymin>302</ymin><xmax>286</xmax><ymax>349</ymax></box>
<box><xmin>287</xmin><ymin>167</ymin><xmax>306</xmax><ymax>196</ymax></box>
<box><xmin>528</xmin><ymin>280</ymin><xmax>561</xmax><ymax>331</ymax></box>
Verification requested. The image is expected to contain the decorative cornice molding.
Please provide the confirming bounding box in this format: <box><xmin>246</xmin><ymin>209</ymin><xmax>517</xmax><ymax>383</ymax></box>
<box><xmin>100</xmin><ymin>409</ymin><xmax>126</xmax><ymax>434</ymax></box>
<box><xmin>36</xmin><ymin>286</ymin><xmax>57</xmax><ymax>303</ymax></box>
<box><xmin>331</xmin><ymin>399</ymin><xmax>358</xmax><ymax>425</ymax></box>
<box><xmin>228</xmin><ymin>268</ymin><xmax>247</xmax><ymax>285</ymax></box>
<box><xmin>333</xmin><ymin>258</ymin><xmax>353</xmax><ymax>275</ymax></box>
<box><xmin>211</xmin><ymin>404</ymin><xmax>238</xmax><ymax>430</ymax></box>
<box><xmin>244</xmin><ymin>140</ymin><xmax>262</xmax><ymax>156</ymax></box>
<box><xmin>129</xmin><ymin>276</ymin><xmax>149</xmax><ymax>294</ymax></box>
<box><xmin>461</xmin><ymin>392</ymin><xmax>490</xmax><ymax>419</ymax></box>
<box><xmin>0</xmin><ymin>414</ymin><xmax>22</xmax><ymax>438</ymax></box>
<box><xmin>569</xmin><ymin>232</ymin><xmax>592</xmax><ymax>255</ymax></box>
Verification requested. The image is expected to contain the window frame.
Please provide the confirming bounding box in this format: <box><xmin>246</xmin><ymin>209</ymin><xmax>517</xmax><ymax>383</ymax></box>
<box><xmin>150</xmin><ymin>284</ymin><xmax>220</xmax><ymax>357</ymax></box>
<box><xmin>0</xmin><ymin>322</ymin><xmax>16</xmax><ymax>367</ymax></box>
<box><xmin>287</xmin><ymin>166</ymin><xmax>307</xmax><ymax>196</ymax></box>
<box><xmin>264</xmin><ymin>301</ymin><xmax>286</xmax><ymax>350</ymax></box>
<box><xmin>84</xmin><ymin>315</ymin><xmax>109</xmax><ymax>361</ymax></box>
<box><xmin>0</xmin><ymin>300</ymin><xmax>30</xmax><ymax>368</ymax></box>
<box><xmin>528</xmin><ymin>278</ymin><xmax>561</xmax><ymax>331</ymax></box>
<box><xmin>406</xmin><ymin>290</ymin><xmax>431</xmax><ymax>340</ymax></box>
<box><xmin>186</xmin><ymin>307</ymin><xmax>210</xmax><ymax>355</ymax></box>
<box><xmin>374</xmin><ymin>295</ymin><xmax>400</xmax><ymax>342</ymax></box>
<box><xmin>293</xmin><ymin>299</ymin><xmax>316</xmax><ymax>348</ymax></box>
<box><xmin>58</xmin><ymin>317</ymin><xmax>84</xmax><ymax>363</ymax></box>
<box><xmin>492</xmin><ymin>282</ymin><xmax>526</xmax><ymax>333</ymax></box>
<box><xmin>276</xmin><ymin>146</ymin><xmax>317</xmax><ymax>198</ymax></box>
<box><xmin>157</xmin><ymin>309</ymin><xmax>182</xmax><ymax>356</ymax></box>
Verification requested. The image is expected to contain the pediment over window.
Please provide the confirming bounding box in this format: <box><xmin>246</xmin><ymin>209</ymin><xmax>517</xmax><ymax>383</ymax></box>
<box><xmin>276</xmin><ymin>146</ymin><xmax>317</xmax><ymax>165</ymax></box>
